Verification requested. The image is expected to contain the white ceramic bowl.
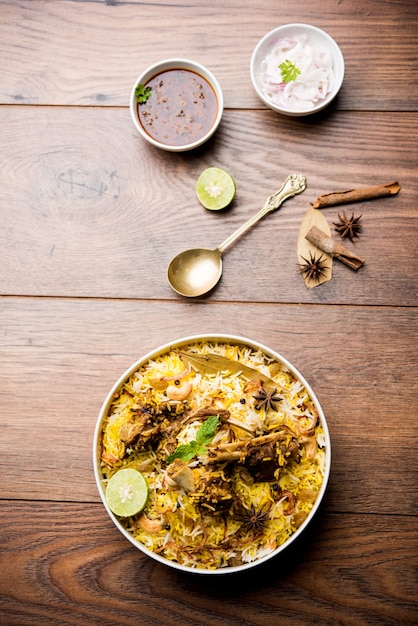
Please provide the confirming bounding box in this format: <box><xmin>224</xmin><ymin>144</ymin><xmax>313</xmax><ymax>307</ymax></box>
<box><xmin>93</xmin><ymin>334</ymin><xmax>331</xmax><ymax>574</ymax></box>
<box><xmin>250</xmin><ymin>23</ymin><xmax>344</xmax><ymax>116</ymax></box>
<box><xmin>130</xmin><ymin>58</ymin><xmax>223</xmax><ymax>152</ymax></box>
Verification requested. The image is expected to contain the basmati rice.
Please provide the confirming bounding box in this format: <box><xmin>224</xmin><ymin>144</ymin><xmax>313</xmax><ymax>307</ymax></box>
<box><xmin>98</xmin><ymin>340</ymin><xmax>327</xmax><ymax>570</ymax></box>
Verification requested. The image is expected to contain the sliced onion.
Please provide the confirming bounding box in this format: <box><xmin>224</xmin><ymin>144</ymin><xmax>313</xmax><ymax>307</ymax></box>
<box><xmin>260</xmin><ymin>34</ymin><xmax>334</xmax><ymax>111</ymax></box>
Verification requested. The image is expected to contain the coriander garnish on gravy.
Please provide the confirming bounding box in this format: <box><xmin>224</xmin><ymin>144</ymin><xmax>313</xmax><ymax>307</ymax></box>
<box><xmin>135</xmin><ymin>68</ymin><xmax>218</xmax><ymax>148</ymax></box>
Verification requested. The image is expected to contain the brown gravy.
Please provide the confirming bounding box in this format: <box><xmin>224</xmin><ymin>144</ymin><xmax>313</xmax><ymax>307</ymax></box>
<box><xmin>137</xmin><ymin>68</ymin><xmax>218</xmax><ymax>147</ymax></box>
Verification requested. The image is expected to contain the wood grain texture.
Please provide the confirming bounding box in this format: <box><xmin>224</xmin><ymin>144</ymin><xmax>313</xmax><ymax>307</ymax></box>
<box><xmin>1</xmin><ymin>1</ymin><xmax>417</xmax><ymax>622</ymax></box>
<box><xmin>0</xmin><ymin>502</ymin><xmax>417</xmax><ymax>626</ymax></box>
<box><xmin>0</xmin><ymin>0</ymin><xmax>417</xmax><ymax>111</ymax></box>
<box><xmin>0</xmin><ymin>106</ymin><xmax>416</xmax><ymax>304</ymax></box>
<box><xmin>1</xmin><ymin>297</ymin><xmax>417</xmax><ymax>513</ymax></box>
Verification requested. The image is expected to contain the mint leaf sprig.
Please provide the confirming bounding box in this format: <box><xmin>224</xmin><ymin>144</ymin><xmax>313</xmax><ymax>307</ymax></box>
<box><xmin>279</xmin><ymin>59</ymin><xmax>301</xmax><ymax>83</ymax></box>
<box><xmin>135</xmin><ymin>83</ymin><xmax>152</xmax><ymax>104</ymax></box>
<box><xmin>167</xmin><ymin>416</ymin><xmax>219</xmax><ymax>463</ymax></box>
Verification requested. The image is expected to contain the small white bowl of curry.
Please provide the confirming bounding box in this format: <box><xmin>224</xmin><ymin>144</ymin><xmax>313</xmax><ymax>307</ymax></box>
<box><xmin>130</xmin><ymin>58</ymin><xmax>223</xmax><ymax>152</ymax></box>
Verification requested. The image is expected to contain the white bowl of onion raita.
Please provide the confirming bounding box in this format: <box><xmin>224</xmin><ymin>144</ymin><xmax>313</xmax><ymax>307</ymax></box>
<box><xmin>250</xmin><ymin>23</ymin><xmax>344</xmax><ymax>116</ymax></box>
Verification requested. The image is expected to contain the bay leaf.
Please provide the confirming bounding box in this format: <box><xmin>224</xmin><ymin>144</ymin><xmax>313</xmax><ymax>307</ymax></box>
<box><xmin>179</xmin><ymin>351</ymin><xmax>279</xmax><ymax>387</ymax></box>
<box><xmin>297</xmin><ymin>207</ymin><xmax>332</xmax><ymax>288</ymax></box>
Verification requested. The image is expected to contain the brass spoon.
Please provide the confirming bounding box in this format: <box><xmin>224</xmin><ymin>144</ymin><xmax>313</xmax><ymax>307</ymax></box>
<box><xmin>167</xmin><ymin>173</ymin><xmax>307</xmax><ymax>297</ymax></box>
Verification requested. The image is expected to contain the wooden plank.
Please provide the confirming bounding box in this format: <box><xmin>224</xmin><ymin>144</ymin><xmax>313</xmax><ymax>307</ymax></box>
<box><xmin>0</xmin><ymin>1</ymin><xmax>416</xmax><ymax>621</ymax></box>
<box><xmin>0</xmin><ymin>0</ymin><xmax>417</xmax><ymax>110</ymax></box>
<box><xmin>1</xmin><ymin>297</ymin><xmax>417</xmax><ymax>513</ymax></box>
<box><xmin>0</xmin><ymin>107</ymin><xmax>416</xmax><ymax>305</ymax></box>
<box><xmin>0</xmin><ymin>502</ymin><xmax>417</xmax><ymax>625</ymax></box>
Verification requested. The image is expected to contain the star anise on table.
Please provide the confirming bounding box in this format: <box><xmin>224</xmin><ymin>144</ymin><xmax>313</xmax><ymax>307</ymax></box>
<box><xmin>252</xmin><ymin>385</ymin><xmax>282</xmax><ymax>412</ymax></box>
<box><xmin>333</xmin><ymin>211</ymin><xmax>362</xmax><ymax>241</ymax></box>
<box><xmin>299</xmin><ymin>251</ymin><xmax>329</xmax><ymax>283</ymax></box>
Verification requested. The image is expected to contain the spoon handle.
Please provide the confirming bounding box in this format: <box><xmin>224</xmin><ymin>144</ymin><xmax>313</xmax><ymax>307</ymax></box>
<box><xmin>217</xmin><ymin>173</ymin><xmax>307</xmax><ymax>254</ymax></box>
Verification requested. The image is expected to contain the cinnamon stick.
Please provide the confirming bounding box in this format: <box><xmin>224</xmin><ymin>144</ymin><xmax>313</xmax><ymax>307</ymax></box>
<box><xmin>311</xmin><ymin>181</ymin><xmax>401</xmax><ymax>209</ymax></box>
<box><xmin>305</xmin><ymin>225</ymin><xmax>365</xmax><ymax>271</ymax></box>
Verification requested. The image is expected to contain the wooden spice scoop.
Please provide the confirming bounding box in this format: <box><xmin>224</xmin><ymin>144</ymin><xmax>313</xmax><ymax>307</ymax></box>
<box><xmin>311</xmin><ymin>181</ymin><xmax>401</xmax><ymax>209</ymax></box>
<box><xmin>305</xmin><ymin>225</ymin><xmax>365</xmax><ymax>271</ymax></box>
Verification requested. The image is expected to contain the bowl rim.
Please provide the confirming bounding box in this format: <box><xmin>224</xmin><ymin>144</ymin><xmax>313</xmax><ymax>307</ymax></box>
<box><xmin>250</xmin><ymin>22</ymin><xmax>345</xmax><ymax>117</ymax></box>
<box><xmin>129</xmin><ymin>57</ymin><xmax>224</xmax><ymax>152</ymax></box>
<box><xmin>93</xmin><ymin>333</ymin><xmax>331</xmax><ymax>575</ymax></box>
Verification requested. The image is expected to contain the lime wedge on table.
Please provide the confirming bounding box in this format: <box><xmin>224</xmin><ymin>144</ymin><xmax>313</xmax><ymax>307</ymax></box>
<box><xmin>105</xmin><ymin>468</ymin><xmax>148</xmax><ymax>517</ymax></box>
<box><xmin>196</xmin><ymin>167</ymin><xmax>236</xmax><ymax>210</ymax></box>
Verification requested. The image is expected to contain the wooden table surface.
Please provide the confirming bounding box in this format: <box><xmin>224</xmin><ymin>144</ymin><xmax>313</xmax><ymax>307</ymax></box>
<box><xmin>1</xmin><ymin>1</ymin><xmax>417</xmax><ymax>624</ymax></box>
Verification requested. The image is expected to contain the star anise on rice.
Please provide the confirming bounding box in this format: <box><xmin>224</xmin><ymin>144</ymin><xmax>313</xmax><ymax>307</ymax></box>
<box><xmin>252</xmin><ymin>385</ymin><xmax>281</xmax><ymax>412</ymax></box>
<box><xmin>333</xmin><ymin>211</ymin><xmax>362</xmax><ymax>241</ymax></box>
<box><xmin>235</xmin><ymin>504</ymin><xmax>270</xmax><ymax>536</ymax></box>
<box><xmin>299</xmin><ymin>251</ymin><xmax>329</xmax><ymax>283</ymax></box>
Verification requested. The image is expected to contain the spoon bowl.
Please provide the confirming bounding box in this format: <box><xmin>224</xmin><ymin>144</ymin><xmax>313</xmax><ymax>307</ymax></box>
<box><xmin>167</xmin><ymin>173</ymin><xmax>307</xmax><ymax>297</ymax></box>
<box><xmin>167</xmin><ymin>247</ymin><xmax>222</xmax><ymax>297</ymax></box>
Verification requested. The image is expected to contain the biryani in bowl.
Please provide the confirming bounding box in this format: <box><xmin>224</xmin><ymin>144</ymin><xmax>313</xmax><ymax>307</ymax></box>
<box><xmin>93</xmin><ymin>335</ymin><xmax>330</xmax><ymax>573</ymax></box>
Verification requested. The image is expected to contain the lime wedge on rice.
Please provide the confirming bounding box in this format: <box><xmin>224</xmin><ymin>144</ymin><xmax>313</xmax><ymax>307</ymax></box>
<box><xmin>196</xmin><ymin>167</ymin><xmax>236</xmax><ymax>210</ymax></box>
<box><xmin>105</xmin><ymin>468</ymin><xmax>148</xmax><ymax>517</ymax></box>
